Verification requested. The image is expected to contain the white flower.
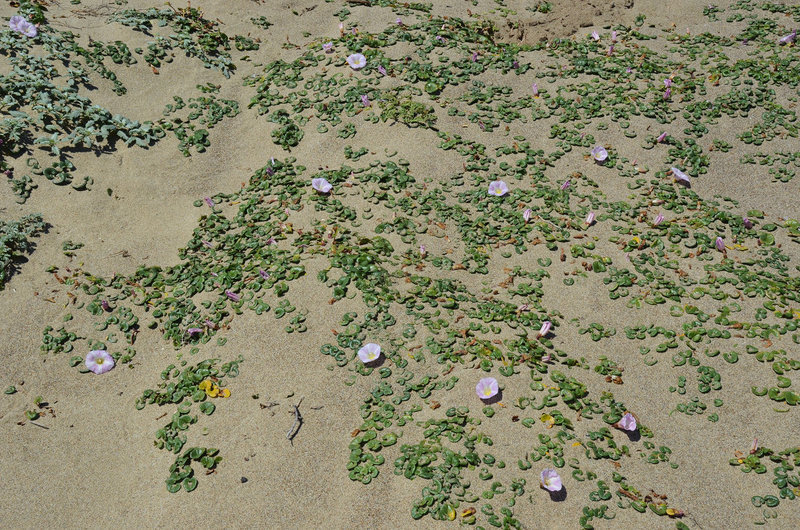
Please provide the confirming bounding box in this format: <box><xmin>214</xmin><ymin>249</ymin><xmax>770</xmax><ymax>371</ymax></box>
<box><xmin>358</xmin><ymin>343</ymin><xmax>381</xmax><ymax>363</ymax></box>
<box><xmin>346</xmin><ymin>53</ymin><xmax>367</xmax><ymax>70</ymax></box>
<box><xmin>85</xmin><ymin>350</ymin><xmax>115</xmax><ymax>374</ymax></box>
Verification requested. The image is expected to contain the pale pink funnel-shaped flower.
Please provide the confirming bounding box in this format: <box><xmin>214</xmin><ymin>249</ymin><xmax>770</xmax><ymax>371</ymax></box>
<box><xmin>538</xmin><ymin>321</ymin><xmax>552</xmax><ymax>337</ymax></box>
<box><xmin>523</xmin><ymin>208</ymin><xmax>533</xmax><ymax>223</ymax></box>
<box><xmin>671</xmin><ymin>167</ymin><xmax>691</xmax><ymax>185</ymax></box>
<box><xmin>358</xmin><ymin>343</ymin><xmax>381</xmax><ymax>363</ymax></box>
<box><xmin>591</xmin><ymin>31</ymin><xmax>600</xmax><ymax>41</ymax></box>
<box><xmin>657</xmin><ymin>131</ymin><xmax>667</xmax><ymax>143</ymax></box>
<box><xmin>591</xmin><ymin>145</ymin><xmax>608</xmax><ymax>163</ymax></box>
<box><xmin>618</xmin><ymin>412</ymin><xmax>637</xmax><ymax>431</ymax></box>
<box><xmin>488</xmin><ymin>180</ymin><xmax>509</xmax><ymax>196</ymax></box>
<box><xmin>322</xmin><ymin>42</ymin><xmax>333</xmax><ymax>53</ymax></box>
<box><xmin>9</xmin><ymin>15</ymin><xmax>37</xmax><ymax>38</ymax></box>
<box><xmin>86</xmin><ymin>350</ymin><xmax>115</xmax><ymax>374</ymax></box>
<box><xmin>346</xmin><ymin>53</ymin><xmax>367</xmax><ymax>70</ymax></box>
<box><xmin>653</xmin><ymin>213</ymin><xmax>664</xmax><ymax>227</ymax></box>
<box><xmin>532</xmin><ymin>83</ymin><xmax>539</xmax><ymax>97</ymax></box>
<box><xmin>540</xmin><ymin>469</ymin><xmax>563</xmax><ymax>492</ymax></box>
<box><xmin>715</xmin><ymin>237</ymin><xmax>725</xmax><ymax>252</ymax></box>
<box><xmin>312</xmin><ymin>178</ymin><xmax>332</xmax><ymax>193</ymax></box>
<box><xmin>585</xmin><ymin>212</ymin><xmax>596</xmax><ymax>226</ymax></box>
<box><xmin>476</xmin><ymin>378</ymin><xmax>499</xmax><ymax>400</ymax></box>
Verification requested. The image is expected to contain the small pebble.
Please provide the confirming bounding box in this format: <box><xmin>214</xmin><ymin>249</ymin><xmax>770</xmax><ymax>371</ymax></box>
<box><xmin>241</xmin><ymin>477</ymin><xmax>248</xmax><ymax>483</ymax></box>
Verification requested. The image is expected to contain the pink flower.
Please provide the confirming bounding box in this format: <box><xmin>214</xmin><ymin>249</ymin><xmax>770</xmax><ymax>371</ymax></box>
<box><xmin>532</xmin><ymin>83</ymin><xmax>539</xmax><ymax>97</ymax></box>
<box><xmin>346</xmin><ymin>53</ymin><xmax>367</xmax><ymax>70</ymax></box>
<box><xmin>653</xmin><ymin>213</ymin><xmax>664</xmax><ymax>227</ymax></box>
<box><xmin>540</xmin><ymin>469</ymin><xmax>563</xmax><ymax>492</ymax></box>
<box><xmin>538</xmin><ymin>321</ymin><xmax>552</xmax><ymax>337</ymax></box>
<box><xmin>664</xmin><ymin>78</ymin><xmax>672</xmax><ymax>88</ymax></box>
<box><xmin>671</xmin><ymin>167</ymin><xmax>690</xmax><ymax>186</ymax></box>
<box><xmin>585</xmin><ymin>211</ymin><xmax>595</xmax><ymax>226</ymax></box>
<box><xmin>780</xmin><ymin>30</ymin><xmax>796</xmax><ymax>45</ymax></box>
<box><xmin>85</xmin><ymin>350</ymin><xmax>115</xmax><ymax>374</ymax></box>
<box><xmin>9</xmin><ymin>15</ymin><xmax>36</xmax><ymax>38</ymax></box>
<box><xmin>657</xmin><ymin>131</ymin><xmax>667</xmax><ymax>143</ymax></box>
<box><xmin>663</xmin><ymin>87</ymin><xmax>672</xmax><ymax>100</ymax></box>
<box><xmin>419</xmin><ymin>245</ymin><xmax>427</xmax><ymax>257</ymax></box>
<box><xmin>396</xmin><ymin>18</ymin><xmax>403</xmax><ymax>25</ymax></box>
<box><xmin>488</xmin><ymin>180</ymin><xmax>509</xmax><ymax>196</ymax></box>
<box><xmin>312</xmin><ymin>178</ymin><xmax>333</xmax><ymax>193</ymax></box>
<box><xmin>378</xmin><ymin>65</ymin><xmax>387</xmax><ymax>76</ymax></box>
<box><xmin>523</xmin><ymin>208</ymin><xmax>533</xmax><ymax>223</ymax></box>
<box><xmin>616</xmin><ymin>412</ymin><xmax>637</xmax><ymax>431</ymax></box>
<box><xmin>358</xmin><ymin>343</ymin><xmax>382</xmax><ymax>363</ymax></box>
<box><xmin>607</xmin><ymin>45</ymin><xmax>614</xmax><ymax>56</ymax></box>
<box><xmin>715</xmin><ymin>237</ymin><xmax>725</xmax><ymax>252</ymax></box>
<box><xmin>476</xmin><ymin>378</ymin><xmax>499</xmax><ymax>400</ymax></box>
<box><xmin>472</xmin><ymin>51</ymin><xmax>479</xmax><ymax>62</ymax></box>
<box><xmin>591</xmin><ymin>31</ymin><xmax>599</xmax><ymax>41</ymax></box>
<box><xmin>322</xmin><ymin>42</ymin><xmax>333</xmax><ymax>53</ymax></box>
<box><xmin>259</xmin><ymin>269</ymin><xmax>270</xmax><ymax>280</ymax></box>
<box><xmin>743</xmin><ymin>217</ymin><xmax>753</xmax><ymax>229</ymax></box>
<box><xmin>611</xmin><ymin>30</ymin><xmax>618</xmax><ymax>42</ymax></box>
<box><xmin>361</xmin><ymin>94</ymin><xmax>370</xmax><ymax>107</ymax></box>
<box><xmin>560</xmin><ymin>180</ymin><xmax>571</xmax><ymax>190</ymax></box>
<box><xmin>186</xmin><ymin>328</ymin><xmax>202</xmax><ymax>336</ymax></box>
<box><xmin>591</xmin><ymin>145</ymin><xmax>608</xmax><ymax>162</ymax></box>
<box><xmin>225</xmin><ymin>290</ymin><xmax>240</xmax><ymax>302</ymax></box>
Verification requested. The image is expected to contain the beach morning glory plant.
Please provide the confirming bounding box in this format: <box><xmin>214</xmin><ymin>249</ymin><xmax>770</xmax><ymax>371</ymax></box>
<box><xmin>487</xmin><ymin>180</ymin><xmax>508</xmax><ymax>196</ymax></box>
<box><xmin>358</xmin><ymin>343</ymin><xmax>381</xmax><ymax>363</ymax></box>
<box><xmin>9</xmin><ymin>15</ymin><xmax>37</xmax><ymax>37</ymax></box>
<box><xmin>540</xmin><ymin>469</ymin><xmax>563</xmax><ymax>492</ymax></box>
<box><xmin>476</xmin><ymin>378</ymin><xmax>499</xmax><ymax>400</ymax></box>
<box><xmin>346</xmin><ymin>53</ymin><xmax>367</xmax><ymax>70</ymax></box>
<box><xmin>591</xmin><ymin>145</ymin><xmax>608</xmax><ymax>163</ymax></box>
<box><xmin>85</xmin><ymin>350</ymin><xmax>115</xmax><ymax>374</ymax></box>
<box><xmin>312</xmin><ymin>178</ymin><xmax>332</xmax><ymax>193</ymax></box>
<box><xmin>616</xmin><ymin>412</ymin><xmax>638</xmax><ymax>431</ymax></box>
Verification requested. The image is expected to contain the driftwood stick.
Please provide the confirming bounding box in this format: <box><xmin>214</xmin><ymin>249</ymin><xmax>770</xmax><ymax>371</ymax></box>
<box><xmin>286</xmin><ymin>397</ymin><xmax>304</xmax><ymax>445</ymax></box>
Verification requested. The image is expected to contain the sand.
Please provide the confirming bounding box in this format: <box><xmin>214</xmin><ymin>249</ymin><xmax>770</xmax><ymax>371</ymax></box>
<box><xmin>1</xmin><ymin>0</ymin><xmax>799</xmax><ymax>528</ymax></box>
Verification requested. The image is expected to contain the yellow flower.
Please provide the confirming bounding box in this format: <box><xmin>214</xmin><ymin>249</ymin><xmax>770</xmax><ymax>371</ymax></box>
<box><xmin>219</xmin><ymin>388</ymin><xmax>231</xmax><ymax>398</ymax></box>
<box><xmin>198</xmin><ymin>380</ymin><xmax>211</xmax><ymax>391</ymax></box>
<box><xmin>206</xmin><ymin>385</ymin><xmax>220</xmax><ymax>398</ymax></box>
<box><xmin>540</xmin><ymin>413</ymin><xmax>555</xmax><ymax>428</ymax></box>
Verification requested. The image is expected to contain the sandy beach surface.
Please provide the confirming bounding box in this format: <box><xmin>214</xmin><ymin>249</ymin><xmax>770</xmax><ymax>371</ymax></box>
<box><xmin>1</xmin><ymin>0</ymin><xmax>799</xmax><ymax>528</ymax></box>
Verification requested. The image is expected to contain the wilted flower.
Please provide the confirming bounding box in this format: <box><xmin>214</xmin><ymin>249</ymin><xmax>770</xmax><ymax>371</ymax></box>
<box><xmin>9</xmin><ymin>15</ymin><xmax>37</xmax><ymax>38</ymax></box>
<box><xmin>396</xmin><ymin>17</ymin><xmax>403</xmax><ymax>25</ymax></box>
<box><xmin>664</xmin><ymin>87</ymin><xmax>672</xmax><ymax>100</ymax></box>
<box><xmin>616</xmin><ymin>412</ymin><xmax>638</xmax><ymax>431</ymax></box>
<box><xmin>322</xmin><ymin>41</ymin><xmax>333</xmax><ymax>53</ymax></box>
<box><xmin>664</xmin><ymin>78</ymin><xmax>672</xmax><ymax>88</ymax></box>
<box><xmin>471</xmin><ymin>51</ymin><xmax>479</xmax><ymax>62</ymax></box>
<box><xmin>312</xmin><ymin>177</ymin><xmax>333</xmax><ymax>193</ymax></box>
<box><xmin>653</xmin><ymin>213</ymin><xmax>664</xmax><ymax>226</ymax></box>
<box><xmin>743</xmin><ymin>217</ymin><xmax>753</xmax><ymax>229</ymax></box>
<box><xmin>607</xmin><ymin>45</ymin><xmax>614</xmax><ymax>56</ymax></box>
<box><xmin>523</xmin><ymin>208</ymin><xmax>533</xmax><ymax>223</ymax></box>
<box><xmin>339</xmin><ymin>22</ymin><xmax>344</xmax><ymax>35</ymax></box>
<box><xmin>204</xmin><ymin>197</ymin><xmax>215</xmax><ymax>208</ymax></box>
<box><xmin>259</xmin><ymin>269</ymin><xmax>270</xmax><ymax>280</ymax></box>
<box><xmin>225</xmin><ymin>290</ymin><xmax>240</xmax><ymax>302</ymax></box>
<box><xmin>419</xmin><ymin>245</ymin><xmax>427</xmax><ymax>257</ymax></box>
<box><xmin>611</xmin><ymin>30</ymin><xmax>618</xmax><ymax>42</ymax></box>
<box><xmin>346</xmin><ymin>53</ymin><xmax>367</xmax><ymax>70</ymax></box>
<box><xmin>378</xmin><ymin>65</ymin><xmax>387</xmax><ymax>76</ymax></box>
<box><xmin>657</xmin><ymin>131</ymin><xmax>667</xmax><ymax>143</ymax></box>
<box><xmin>361</xmin><ymin>94</ymin><xmax>370</xmax><ymax>107</ymax></box>
<box><xmin>85</xmin><ymin>350</ymin><xmax>115</xmax><ymax>375</ymax></box>
<box><xmin>540</xmin><ymin>469</ymin><xmax>563</xmax><ymax>492</ymax></box>
<box><xmin>532</xmin><ymin>83</ymin><xmax>539</xmax><ymax>97</ymax></box>
<box><xmin>560</xmin><ymin>180</ymin><xmax>571</xmax><ymax>190</ymax></box>
<box><xmin>715</xmin><ymin>237</ymin><xmax>725</xmax><ymax>252</ymax></box>
<box><xmin>779</xmin><ymin>29</ymin><xmax>796</xmax><ymax>45</ymax></box>
<box><xmin>488</xmin><ymin>180</ymin><xmax>509</xmax><ymax>197</ymax></box>
<box><xmin>186</xmin><ymin>328</ymin><xmax>202</xmax><ymax>336</ymax></box>
<box><xmin>591</xmin><ymin>145</ymin><xmax>608</xmax><ymax>163</ymax></box>
<box><xmin>585</xmin><ymin>211</ymin><xmax>596</xmax><ymax>226</ymax></box>
<box><xmin>475</xmin><ymin>378</ymin><xmax>499</xmax><ymax>400</ymax></box>
<box><xmin>671</xmin><ymin>167</ymin><xmax>691</xmax><ymax>186</ymax></box>
<box><xmin>358</xmin><ymin>343</ymin><xmax>382</xmax><ymax>363</ymax></box>
<box><xmin>538</xmin><ymin>321</ymin><xmax>552</xmax><ymax>337</ymax></box>
<box><xmin>591</xmin><ymin>31</ymin><xmax>599</xmax><ymax>41</ymax></box>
